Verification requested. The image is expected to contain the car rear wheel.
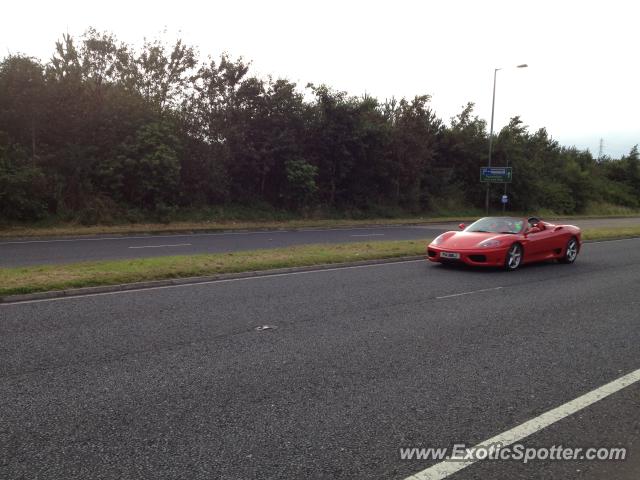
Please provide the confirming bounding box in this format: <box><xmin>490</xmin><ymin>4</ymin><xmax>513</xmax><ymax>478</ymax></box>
<box><xmin>559</xmin><ymin>237</ymin><xmax>579</xmax><ymax>264</ymax></box>
<box><xmin>504</xmin><ymin>243</ymin><xmax>523</xmax><ymax>271</ymax></box>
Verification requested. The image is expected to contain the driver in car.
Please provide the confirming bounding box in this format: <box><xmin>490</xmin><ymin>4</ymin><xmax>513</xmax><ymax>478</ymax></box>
<box><xmin>528</xmin><ymin>218</ymin><xmax>545</xmax><ymax>232</ymax></box>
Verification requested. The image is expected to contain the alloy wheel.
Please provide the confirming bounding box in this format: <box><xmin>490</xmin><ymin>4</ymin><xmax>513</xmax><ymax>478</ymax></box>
<box><xmin>566</xmin><ymin>238</ymin><xmax>578</xmax><ymax>262</ymax></box>
<box><xmin>506</xmin><ymin>244</ymin><xmax>522</xmax><ymax>270</ymax></box>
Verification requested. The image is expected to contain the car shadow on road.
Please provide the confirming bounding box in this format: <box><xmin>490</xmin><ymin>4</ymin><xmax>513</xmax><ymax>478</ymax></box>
<box><xmin>429</xmin><ymin>259</ymin><xmax>565</xmax><ymax>275</ymax></box>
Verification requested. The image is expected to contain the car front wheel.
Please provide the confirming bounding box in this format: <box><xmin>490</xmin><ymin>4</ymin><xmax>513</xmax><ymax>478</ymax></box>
<box><xmin>504</xmin><ymin>243</ymin><xmax>523</xmax><ymax>271</ymax></box>
<box><xmin>559</xmin><ymin>237</ymin><xmax>579</xmax><ymax>264</ymax></box>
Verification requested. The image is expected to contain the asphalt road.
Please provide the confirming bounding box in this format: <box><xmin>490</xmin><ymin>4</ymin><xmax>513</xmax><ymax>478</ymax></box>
<box><xmin>1</xmin><ymin>237</ymin><xmax>639</xmax><ymax>479</ymax></box>
<box><xmin>0</xmin><ymin>224</ymin><xmax>449</xmax><ymax>267</ymax></box>
<box><xmin>1</xmin><ymin>216</ymin><xmax>639</xmax><ymax>267</ymax></box>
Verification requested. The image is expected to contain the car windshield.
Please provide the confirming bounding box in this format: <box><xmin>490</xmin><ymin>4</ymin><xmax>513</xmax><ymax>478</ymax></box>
<box><xmin>465</xmin><ymin>217</ymin><xmax>524</xmax><ymax>234</ymax></box>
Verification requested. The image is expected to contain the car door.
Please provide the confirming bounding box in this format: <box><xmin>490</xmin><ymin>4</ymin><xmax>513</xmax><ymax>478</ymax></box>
<box><xmin>525</xmin><ymin>226</ymin><xmax>559</xmax><ymax>260</ymax></box>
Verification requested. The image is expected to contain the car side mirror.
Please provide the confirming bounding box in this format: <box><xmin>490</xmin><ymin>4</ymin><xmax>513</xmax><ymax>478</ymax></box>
<box><xmin>458</xmin><ymin>223</ymin><xmax>465</xmax><ymax>230</ymax></box>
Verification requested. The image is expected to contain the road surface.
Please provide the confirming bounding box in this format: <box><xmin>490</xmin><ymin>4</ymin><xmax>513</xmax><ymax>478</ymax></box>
<box><xmin>1</xmin><ymin>237</ymin><xmax>638</xmax><ymax>479</ymax></box>
<box><xmin>0</xmin><ymin>216</ymin><xmax>638</xmax><ymax>267</ymax></box>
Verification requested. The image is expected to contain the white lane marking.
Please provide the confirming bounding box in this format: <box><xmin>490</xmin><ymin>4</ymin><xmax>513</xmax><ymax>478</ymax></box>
<box><xmin>0</xmin><ymin>225</ymin><xmax>437</xmax><ymax>245</ymax></box>
<box><xmin>436</xmin><ymin>286</ymin><xmax>503</xmax><ymax>299</ymax></box>
<box><xmin>404</xmin><ymin>367</ymin><xmax>640</xmax><ymax>480</ymax></box>
<box><xmin>128</xmin><ymin>243</ymin><xmax>192</xmax><ymax>249</ymax></box>
<box><xmin>350</xmin><ymin>233</ymin><xmax>385</xmax><ymax>237</ymax></box>
<box><xmin>0</xmin><ymin>259</ymin><xmax>425</xmax><ymax>306</ymax></box>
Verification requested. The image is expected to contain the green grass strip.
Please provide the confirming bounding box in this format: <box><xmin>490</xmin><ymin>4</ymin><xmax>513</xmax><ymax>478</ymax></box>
<box><xmin>0</xmin><ymin>239</ymin><xmax>428</xmax><ymax>297</ymax></box>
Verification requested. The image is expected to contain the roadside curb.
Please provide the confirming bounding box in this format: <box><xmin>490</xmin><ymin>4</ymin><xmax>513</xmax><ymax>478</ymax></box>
<box><xmin>0</xmin><ymin>255</ymin><xmax>425</xmax><ymax>304</ymax></box>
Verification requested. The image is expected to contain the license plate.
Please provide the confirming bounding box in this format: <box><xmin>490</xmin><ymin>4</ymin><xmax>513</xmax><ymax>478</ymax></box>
<box><xmin>440</xmin><ymin>252</ymin><xmax>460</xmax><ymax>259</ymax></box>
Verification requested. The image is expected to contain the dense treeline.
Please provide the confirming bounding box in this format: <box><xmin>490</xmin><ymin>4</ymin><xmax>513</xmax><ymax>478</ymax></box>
<box><xmin>1</xmin><ymin>30</ymin><xmax>639</xmax><ymax>224</ymax></box>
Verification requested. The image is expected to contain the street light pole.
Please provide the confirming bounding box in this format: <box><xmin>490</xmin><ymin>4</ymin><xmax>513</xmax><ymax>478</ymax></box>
<box><xmin>484</xmin><ymin>64</ymin><xmax>528</xmax><ymax>216</ymax></box>
<box><xmin>485</xmin><ymin>68</ymin><xmax>499</xmax><ymax>215</ymax></box>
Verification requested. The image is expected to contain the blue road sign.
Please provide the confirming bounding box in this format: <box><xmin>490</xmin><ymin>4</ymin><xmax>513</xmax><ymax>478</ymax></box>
<box><xmin>481</xmin><ymin>166</ymin><xmax>512</xmax><ymax>183</ymax></box>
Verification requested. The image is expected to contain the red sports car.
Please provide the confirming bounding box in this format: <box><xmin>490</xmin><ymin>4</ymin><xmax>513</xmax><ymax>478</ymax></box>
<box><xmin>427</xmin><ymin>216</ymin><xmax>582</xmax><ymax>270</ymax></box>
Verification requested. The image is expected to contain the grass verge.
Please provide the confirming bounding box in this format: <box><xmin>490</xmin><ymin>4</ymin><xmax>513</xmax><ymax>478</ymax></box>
<box><xmin>1</xmin><ymin>225</ymin><xmax>639</xmax><ymax>298</ymax></box>
<box><xmin>0</xmin><ymin>239</ymin><xmax>428</xmax><ymax>297</ymax></box>
<box><xmin>582</xmin><ymin>227</ymin><xmax>640</xmax><ymax>241</ymax></box>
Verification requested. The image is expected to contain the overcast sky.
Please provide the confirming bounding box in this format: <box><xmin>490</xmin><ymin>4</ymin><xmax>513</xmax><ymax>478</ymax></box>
<box><xmin>3</xmin><ymin>0</ymin><xmax>638</xmax><ymax>157</ymax></box>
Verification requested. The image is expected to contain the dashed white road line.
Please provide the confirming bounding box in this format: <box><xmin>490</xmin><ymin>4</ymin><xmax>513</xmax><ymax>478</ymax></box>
<box><xmin>436</xmin><ymin>286</ymin><xmax>503</xmax><ymax>299</ymax></box>
<box><xmin>128</xmin><ymin>243</ymin><xmax>192</xmax><ymax>249</ymax></box>
<box><xmin>0</xmin><ymin>225</ymin><xmax>435</xmax><ymax>245</ymax></box>
<box><xmin>404</xmin><ymin>367</ymin><xmax>640</xmax><ymax>480</ymax></box>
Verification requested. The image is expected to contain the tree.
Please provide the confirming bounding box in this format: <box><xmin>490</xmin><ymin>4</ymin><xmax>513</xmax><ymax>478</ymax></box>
<box><xmin>0</xmin><ymin>56</ymin><xmax>46</xmax><ymax>160</ymax></box>
<box><xmin>0</xmin><ymin>133</ymin><xmax>47</xmax><ymax>220</ymax></box>
<box><xmin>95</xmin><ymin>121</ymin><xmax>181</xmax><ymax>209</ymax></box>
<box><xmin>283</xmin><ymin>158</ymin><xmax>318</xmax><ymax>209</ymax></box>
<box><xmin>387</xmin><ymin>95</ymin><xmax>442</xmax><ymax>208</ymax></box>
<box><xmin>135</xmin><ymin>36</ymin><xmax>197</xmax><ymax>113</ymax></box>
<box><xmin>440</xmin><ymin>103</ymin><xmax>487</xmax><ymax>208</ymax></box>
<box><xmin>625</xmin><ymin>145</ymin><xmax>640</xmax><ymax>197</ymax></box>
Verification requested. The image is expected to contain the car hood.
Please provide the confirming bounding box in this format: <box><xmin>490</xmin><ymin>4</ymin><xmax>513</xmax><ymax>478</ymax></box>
<box><xmin>432</xmin><ymin>231</ymin><xmax>512</xmax><ymax>249</ymax></box>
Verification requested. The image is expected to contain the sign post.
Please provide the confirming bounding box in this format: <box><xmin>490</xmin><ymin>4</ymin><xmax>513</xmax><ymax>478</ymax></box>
<box><xmin>481</xmin><ymin>167</ymin><xmax>513</xmax><ymax>214</ymax></box>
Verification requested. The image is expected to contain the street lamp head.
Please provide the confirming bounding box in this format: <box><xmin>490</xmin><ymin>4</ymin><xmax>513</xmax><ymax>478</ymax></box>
<box><xmin>517</xmin><ymin>64</ymin><xmax>528</xmax><ymax>68</ymax></box>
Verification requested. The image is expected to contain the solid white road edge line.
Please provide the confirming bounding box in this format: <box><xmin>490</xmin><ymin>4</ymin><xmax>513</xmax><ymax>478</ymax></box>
<box><xmin>350</xmin><ymin>234</ymin><xmax>386</xmax><ymax>237</ymax></box>
<box><xmin>585</xmin><ymin>237</ymin><xmax>640</xmax><ymax>244</ymax></box>
<box><xmin>404</xmin><ymin>367</ymin><xmax>640</xmax><ymax>480</ymax></box>
<box><xmin>0</xmin><ymin>259</ymin><xmax>425</xmax><ymax>306</ymax></box>
<box><xmin>436</xmin><ymin>286</ymin><xmax>503</xmax><ymax>299</ymax></box>
<box><xmin>128</xmin><ymin>243</ymin><xmax>192</xmax><ymax>249</ymax></box>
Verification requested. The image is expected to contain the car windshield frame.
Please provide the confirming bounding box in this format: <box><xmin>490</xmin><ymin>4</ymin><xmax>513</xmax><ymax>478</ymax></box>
<box><xmin>464</xmin><ymin>217</ymin><xmax>525</xmax><ymax>235</ymax></box>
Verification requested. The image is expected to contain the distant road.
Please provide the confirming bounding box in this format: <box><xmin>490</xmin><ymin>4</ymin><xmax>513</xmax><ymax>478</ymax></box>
<box><xmin>0</xmin><ymin>216</ymin><xmax>638</xmax><ymax>267</ymax></box>
<box><xmin>0</xmin><ymin>224</ymin><xmax>451</xmax><ymax>267</ymax></box>
<box><xmin>1</xmin><ymin>238</ymin><xmax>639</xmax><ymax>479</ymax></box>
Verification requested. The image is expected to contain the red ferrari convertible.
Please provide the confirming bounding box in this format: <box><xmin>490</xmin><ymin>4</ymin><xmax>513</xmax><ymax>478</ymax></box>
<box><xmin>427</xmin><ymin>217</ymin><xmax>582</xmax><ymax>270</ymax></box>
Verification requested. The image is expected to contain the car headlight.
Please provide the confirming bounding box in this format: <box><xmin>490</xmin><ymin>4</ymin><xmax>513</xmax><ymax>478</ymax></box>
<box><xmin>432</xmin><ymin>234</ymin><xmax>446</xmax><ymax>245</ymax></box>
<box><xmin>479</xmin><ymin>239</ymin><xmax>501</xmax><ymax>248</ymax></box>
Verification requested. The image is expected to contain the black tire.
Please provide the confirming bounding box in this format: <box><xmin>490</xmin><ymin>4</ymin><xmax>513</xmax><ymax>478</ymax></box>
<box><xmin>558</xmin><ymin>237</ymin><xmax>579</xmax><ymax>264</ymax></box>
<box><xmin>504</xmin><ymin>243</ymin><xmax>523</xmax><ymax>271</ymax></box>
